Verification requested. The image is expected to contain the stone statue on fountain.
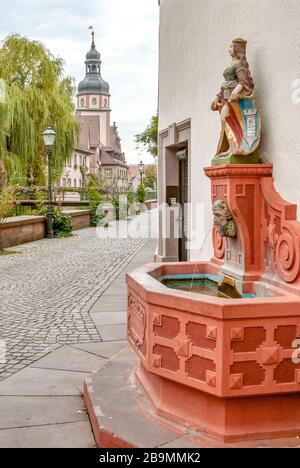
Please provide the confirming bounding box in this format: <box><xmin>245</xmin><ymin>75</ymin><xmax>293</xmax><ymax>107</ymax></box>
<box><xmin>211</xmin><ymin>38</ymin><xmax>261</xmax><ymax>165</ymax></box>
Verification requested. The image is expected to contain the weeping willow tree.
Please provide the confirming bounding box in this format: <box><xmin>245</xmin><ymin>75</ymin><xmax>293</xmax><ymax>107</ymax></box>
<box><xmin>0</xmin><ymin>34</ymin><xmax>78</xmax><ymax>186</ymax></box>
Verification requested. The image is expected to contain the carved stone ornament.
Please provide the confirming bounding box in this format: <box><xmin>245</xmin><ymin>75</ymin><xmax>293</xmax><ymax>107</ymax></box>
<box><xmin>212</xmin><ymin>200</ymin><xmax>237</xmax><ymax>238</ymax></box>
<box><xmin>128</xmin><ymin>294</ymin><xmax>146</xmax><ymax>348</ymax></box>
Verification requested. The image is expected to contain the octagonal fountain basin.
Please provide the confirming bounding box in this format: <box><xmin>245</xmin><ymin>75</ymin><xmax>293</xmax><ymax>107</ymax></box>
<box><xmin>126</xmin><ymin>261</ymin><xmax>300</xmax><ymax>442</ymax></box>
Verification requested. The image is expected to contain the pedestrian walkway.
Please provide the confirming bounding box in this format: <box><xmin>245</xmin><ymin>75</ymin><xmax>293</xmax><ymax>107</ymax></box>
<box><xmin>0</xmin><ymin>210</ymin><xmax>158</xmax><ymax>379</ymax></box>
<box><xmin>0</xmin><ymin>237</ymin><xmax>157</xmax><ymax>447</ymax></box>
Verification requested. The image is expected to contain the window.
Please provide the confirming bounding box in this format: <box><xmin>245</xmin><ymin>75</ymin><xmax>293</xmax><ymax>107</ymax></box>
<box><xmin>67</xmin><ymin>179</ymin><xmax>71</xmax><ymax>187</ymax></box>
<box><xmin>74</xmin><ymin>179</ymin><xmax>77</xmax><ymax>187</ymax></box>
<box><xmin>74</xmin><ymin>154</ymin><xmax>77</xmax><ymax>166</ymax></box>
<box><xmin>62</xmin><ymin>178</ymin><xmax>66</xmax><ymax>188</ymax></box>
<box><xmin>79</xmin><ymin>179</ymin><xmax>82</xmax><ymax>187</ymax></box>
<box><xmin>92</xmin><ymin>97</ymin><xmax>97</xmax><ymax>105</ymax></box>
<box><xmin>80</xmin><ymin>98</ymin><xmax>85</xmax><ymax>107</ymax></box>
<box><xmin>105</xmin><ymin>169</ymin><xmax>112</xmax><ymax>179</ymax></box>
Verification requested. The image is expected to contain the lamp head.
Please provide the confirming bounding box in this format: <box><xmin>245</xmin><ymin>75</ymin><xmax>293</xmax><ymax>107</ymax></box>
<box><xmin>42</xmin><ymin>127</ymin><xmax>56</xmax><ymax>148</ymax></box>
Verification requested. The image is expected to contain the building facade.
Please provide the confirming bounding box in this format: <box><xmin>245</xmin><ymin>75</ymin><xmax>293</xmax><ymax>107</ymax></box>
<box><xmin>60</xmin><ymin>32</ymin><xmax>128</xmax><ymax>192</ymax></box>
<box><xmin>157</xmin><ymin>0</ymin><xmax>300</xmax><ymax>262</ymax></box>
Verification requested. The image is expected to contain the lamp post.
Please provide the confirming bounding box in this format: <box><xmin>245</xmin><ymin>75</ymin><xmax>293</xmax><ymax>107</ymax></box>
<box><xmin>42</xmin><ymin>127</ymin><xmax>56</xmax><ymax>239</ymax></box>
<box><xmin>139</xmin><ymin>160</ymin><xmax>144</xmax><ymax>185</ymax></box>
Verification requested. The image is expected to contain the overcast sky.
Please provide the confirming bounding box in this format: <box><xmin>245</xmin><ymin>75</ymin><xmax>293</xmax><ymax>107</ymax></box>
<box><xmin>0</xmin><ymin>0</ymin><xmax>159</xmax><ymax>164</ymax></box>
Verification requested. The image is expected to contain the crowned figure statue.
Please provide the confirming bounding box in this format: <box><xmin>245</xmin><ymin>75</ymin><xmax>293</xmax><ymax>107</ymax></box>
<box><xmin>211</xmin><ymin>38</ymin><xmax>261</xmax><ymax>164</ymax></box>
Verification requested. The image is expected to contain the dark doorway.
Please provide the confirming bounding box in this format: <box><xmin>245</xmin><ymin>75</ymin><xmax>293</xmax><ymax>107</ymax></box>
<box><xmin>177</xmin><ymin>148</ymin><xmax>188</xmax><ymax>261</ymax></box>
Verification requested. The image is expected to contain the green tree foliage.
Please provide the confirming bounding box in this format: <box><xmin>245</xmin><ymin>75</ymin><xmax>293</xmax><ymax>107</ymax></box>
<box><xmin>0</xmin><ymin>34</ymin><xmax>78</xmax><ymax>186</ymax></box>
<box><xmin>143</xmin><ymin>164</ymin><xmax>157</xmax><ymax>189</ymax></box>
<box><xmin>135</xmin><ymin>114</ymin><xmax>158</xmax><ymax>158</ymax></box>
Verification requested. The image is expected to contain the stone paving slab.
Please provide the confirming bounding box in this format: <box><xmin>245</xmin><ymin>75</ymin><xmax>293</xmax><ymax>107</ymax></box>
<box><xmin>159</xmin><ymin>436</ymin><xmax>199</xmax><ymax>448</ymax></box>
<box><xmin>84</xmin><ymin>347</ymin><xmax>188</xmax><ymax>448</ymax></box>
<box><xmin>0</xmin><ymin>395</ymin><xmax>87</xmax><ymax>430</ymax></box>
<box><xmin>0</xmin><ymin>367</ymin><xmax>90</xmax><ymax>396</ymax></box>
<box><xmin>89</xmin><ymin>300</ymin><xmax>127</xmax><ymax>313</ymax></box>
<box><xmin>101</xmin><ymin>285</ymin><xmax>128</xmax><ymax>297</ymax></box>
<box><xmin>72</xmin><ymin>341</ymin><xmax>128</xmax><ymax>359</ymax></box>
<box><xmin>30</xmin><ymin>345</ymin><xmax>107</xmax><ymax>373</ymax></box>
<box><xmin>0</xmin><ymin>421</ymin><xmax>95</xmax><ymax>448</ymax></box>
<box><xmin>96</xmin><ymin>324</ymin><xmax>127</xmax><ymax>342</ymax></box>
<box><xmin>91</xmin><ymin>312</ymin><xmax>126</xmax><ymax>326</ymax></box>
<box><xmin>93</xmin><ymin>295</ymin><xmax>128</xmax><ymax>304</ymax></box>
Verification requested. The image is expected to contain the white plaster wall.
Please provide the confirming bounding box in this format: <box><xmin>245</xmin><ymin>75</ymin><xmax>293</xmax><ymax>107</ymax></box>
<box><xmin>159</xmin><ymin>0</ymin><xmax>300</xmax><ymax>260</ymax></box>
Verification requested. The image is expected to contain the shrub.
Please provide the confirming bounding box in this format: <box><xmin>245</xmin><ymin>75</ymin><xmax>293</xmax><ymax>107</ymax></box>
<box><xmin>52</xmin><ymin>208</ymin><xmax>73</xmax><ymax>237</ymax></box>
<box><xmin>35</xmin><ymin>205</ymin><xmax>73</xmax><ymax>238</ymax></box>
<box><xmin>137</xmin><ymin>183</ymin><xmax>146</xmax><ymax>204</ymax></box>
<box><xmin>87</xmin><ymin>182</ymin><xmax>104</xmax><ymax>226</ymax></box>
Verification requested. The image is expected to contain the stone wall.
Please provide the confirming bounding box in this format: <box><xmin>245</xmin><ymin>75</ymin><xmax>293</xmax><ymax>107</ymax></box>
<box><xmin>1</xmin><ymin>216</ymin><xmax>46</xmax><ymax>249</ymax></box>
<box><xmin>1</xmin><ymin>210</ymin><xmax>91</xmax><ymax>249</ymax></box>
<box><xmin>64</xmin><ymin>210</ymin><xmax>91</xmax><ymax>231</ymax></box>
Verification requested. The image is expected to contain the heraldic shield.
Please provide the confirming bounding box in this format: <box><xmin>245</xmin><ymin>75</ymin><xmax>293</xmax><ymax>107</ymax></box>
<box><xmin>215</xmin><ymin>96</ymin><xmax>261</xmax><ymax>163</ymax></box>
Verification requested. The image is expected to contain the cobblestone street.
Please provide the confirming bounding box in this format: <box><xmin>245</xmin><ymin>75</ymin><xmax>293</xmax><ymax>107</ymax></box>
<box><xmin>0</xmin><ymin>212</ymin><xmax>156</xmax><ymax>380</ymax></box>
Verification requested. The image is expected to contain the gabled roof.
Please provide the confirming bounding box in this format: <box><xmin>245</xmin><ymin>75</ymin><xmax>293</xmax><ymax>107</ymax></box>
<box><xmin>100</xmin><ymin>147</ymin><xmax>128</xmax><ymax>168</ymax></box>
<box><xmin>75</xmin><ymin>145</ymin><xmax>94</xmax><ymax>155</ymax></box>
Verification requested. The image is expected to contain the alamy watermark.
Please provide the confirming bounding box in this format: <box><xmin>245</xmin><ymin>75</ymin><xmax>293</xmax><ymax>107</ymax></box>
<box><xmin>94</xmin><ymin>198</ymin><xmax>209</xmax><ymax>252</ymax></box>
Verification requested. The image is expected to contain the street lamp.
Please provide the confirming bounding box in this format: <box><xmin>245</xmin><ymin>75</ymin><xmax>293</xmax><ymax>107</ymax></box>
<box><xmin>139</xmin><ymin>160</ymin><xmax>144</xmax><ymax>185</ymax></box>
<box><xmin>42</xmin><ymin>127</ymin><xmax>56</xmax><ymax>239</ymax></box>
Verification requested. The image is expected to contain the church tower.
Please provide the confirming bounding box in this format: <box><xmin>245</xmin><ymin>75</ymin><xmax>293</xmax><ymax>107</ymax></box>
<box><xmin>77</xmin><ymin>31</ymin><xmax>111</xmax><ymax>146</ymax></box>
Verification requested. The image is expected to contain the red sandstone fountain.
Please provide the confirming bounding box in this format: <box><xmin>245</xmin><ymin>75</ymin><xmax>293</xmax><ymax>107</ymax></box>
<box><xmin>84</xmin><ymin>39</ymin><xmax>300</xmax><ymax>447</ymax></box>
<box><xmin>126</xmin><ymin>160</ymin><xmax>300</xmax><ymax>443</ymax></box>
<box><xmin>126</xmin><ymin>39</ymin><xmax>300</xmax><ymax>443</ymax></box>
